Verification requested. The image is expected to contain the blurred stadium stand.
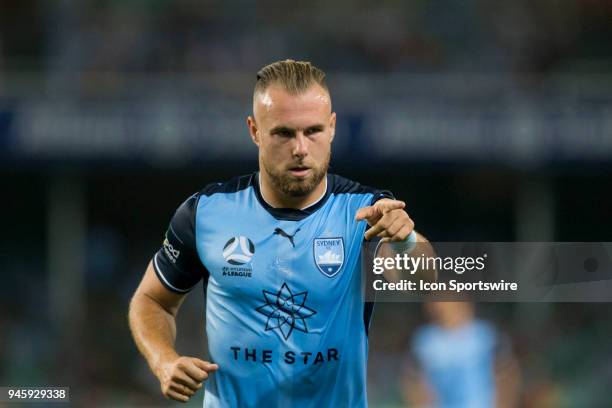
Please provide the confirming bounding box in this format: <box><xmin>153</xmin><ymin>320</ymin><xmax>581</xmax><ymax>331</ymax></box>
<box><xmin>1</xmin><ymin>0</ymin><xmax>612</xmax><ymax>406</ymax></box>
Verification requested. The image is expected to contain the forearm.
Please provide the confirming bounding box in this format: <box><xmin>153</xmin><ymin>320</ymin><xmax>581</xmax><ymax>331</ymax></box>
<box><xmin>380</xmin><ymin>232</ymin><xmax>437</xmax><ymax>283</ymax></box>
<box><xmin>129</xmin><ymin>293</ymin><xmax>180</xmax><ymax>376</ymax></box>
<box><xmin>495</xmin><ymin>357</ymin><xmax>521</xmax><ymax>408</ymax></box>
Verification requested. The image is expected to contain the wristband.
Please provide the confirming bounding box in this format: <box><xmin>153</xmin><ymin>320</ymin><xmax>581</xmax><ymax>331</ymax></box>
<box><xmin>389</xmin><ymin>230</ymin><xmax>417</xmax><ymax>254</ymax></box>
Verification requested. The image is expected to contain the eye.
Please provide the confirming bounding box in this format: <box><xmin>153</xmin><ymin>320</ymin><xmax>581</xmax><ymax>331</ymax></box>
<box><xmin>305</xmin><ymin>127</ymin><xmax>323</xmax><ymax>136</ymax></box>
<box><xmin>273</xmin><ymin>129</ymin><xmax>293</xmax><ymax>137</ymax></box>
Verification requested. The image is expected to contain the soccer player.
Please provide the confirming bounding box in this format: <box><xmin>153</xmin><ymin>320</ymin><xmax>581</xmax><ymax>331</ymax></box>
<box><xmin>401</xmin><ymin>301</ymin><xmax>521</xmax><ymax>408</ymax></box>
<box><xmin>128</xmin><ymin>59</ymin><xmax>432</xmax><ymax>407</ymax></box>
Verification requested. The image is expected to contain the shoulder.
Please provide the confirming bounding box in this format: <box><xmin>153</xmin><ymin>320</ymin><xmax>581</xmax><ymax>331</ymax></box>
<box><xmin>329</xmin><ymin>173</ymin><xmax>380</xmax><ymax>195</ymax></box>
<box><xmin>412</xmin><ymin>325</ymin><xmax>438</xmax><ymax>353</ymax></box>
<box><xmin>413</xmin><ymin>324</ymin><xmax>437</xmax><ymax>344</ymax></box>
<box><xmin>197</xmin><ymin>173</ymin><xmax>256</xmax><ymax>197</ymax></box>
<box><xmin>467</xmin><ymin>320</ymin><xmax>500</xmax><ymax>351</ymax></box>
<box><xmin>172</xmin><ymin>173</ymin><xmax>255</xmax><ymax>222</ymax></box>
<box><xmin>472</xmin><ymin>319</ymin><xmax>496</xmax><ymax>337</ymax></box>
<box><xmin>329</xmin><ymin>173</ymin><xmax>394</xmax><ymax>204</ymax></box>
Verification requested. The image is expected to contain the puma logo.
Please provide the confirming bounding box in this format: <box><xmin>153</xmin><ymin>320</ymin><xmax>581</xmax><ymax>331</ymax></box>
<box><xmin>273</xmin><ymin>227</ymin><xmax>301</xmax><ymax>248</ymax></box>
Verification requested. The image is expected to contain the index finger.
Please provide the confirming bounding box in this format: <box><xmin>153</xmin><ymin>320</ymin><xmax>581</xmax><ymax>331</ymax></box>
<box><xmin>355</xmin><ymin>206</ymin><xmax>376</xmax><ymax>221</ymax></box>
<box><xmin>374</xmin><ymin>199</ymin><xmax>405</xmax><ymax>214</ymax></box>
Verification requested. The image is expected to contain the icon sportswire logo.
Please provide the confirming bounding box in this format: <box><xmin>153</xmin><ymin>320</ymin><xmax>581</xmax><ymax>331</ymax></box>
<box><xmin>223</xmin><ymin>236</ymin><xmax>255</xmax><ymax>265</ymax></box>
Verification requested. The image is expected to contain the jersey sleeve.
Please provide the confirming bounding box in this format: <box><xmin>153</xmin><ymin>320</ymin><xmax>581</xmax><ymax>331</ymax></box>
<box><xmin>370</xmin><ymin>189</ymin><xmax>395</xmax><ymax>205</ymax></box>
<box><xmin>152</xmin><ymin>193</ymin><xmax>208</xmax><ymax>293</ymax></box>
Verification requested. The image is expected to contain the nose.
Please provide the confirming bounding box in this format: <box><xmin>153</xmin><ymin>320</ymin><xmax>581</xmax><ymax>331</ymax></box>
<box><xmin>292</xmin><ymin>133</ymin><xmax>308</xmax><ymax>158</ymax></box>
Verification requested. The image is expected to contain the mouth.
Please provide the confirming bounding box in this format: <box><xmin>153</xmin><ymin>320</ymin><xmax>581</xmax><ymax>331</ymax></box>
<box><xmin>288</xmin><ymin>166</ymin><xmax>311</xmax><ymax>178</ymax></box>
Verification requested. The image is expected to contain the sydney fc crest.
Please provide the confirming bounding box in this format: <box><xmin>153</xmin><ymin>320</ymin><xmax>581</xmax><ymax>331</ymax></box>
<box><xmin>313</xmin><ymin>237</ymin><xmax>344</xmax><ymax>277</ymax></box>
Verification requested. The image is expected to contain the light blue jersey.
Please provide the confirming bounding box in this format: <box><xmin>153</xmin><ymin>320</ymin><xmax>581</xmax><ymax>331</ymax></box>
<box><xmin>153</xmin><ymin>172</ymin><xmax>393</xmax><ymax>407</ymax></box>
<box><xmin>411</xmin><ymin>320</ymin><xmax>499</xmax><ymax>408</ymax></box>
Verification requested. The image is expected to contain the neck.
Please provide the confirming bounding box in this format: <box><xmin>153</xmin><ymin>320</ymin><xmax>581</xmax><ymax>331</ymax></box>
<box><xmin>258</xmin><ymin>172</ymin><xmax>327</xmax><ymax>210</ymax></box>
<box><xmin>439</xmin><ymin>312</ymin><xmax>473</xmax><ymax>330</ymax></box>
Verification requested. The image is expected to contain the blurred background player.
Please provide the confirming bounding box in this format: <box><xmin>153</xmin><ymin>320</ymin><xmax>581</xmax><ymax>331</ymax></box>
<box><xmin>401</xmin><ymin>301</ymin><xmax>521</xmax><ymax>408</ymax></box>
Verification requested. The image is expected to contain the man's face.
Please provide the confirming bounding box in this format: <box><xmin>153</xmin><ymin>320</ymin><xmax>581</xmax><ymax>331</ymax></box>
<box><xmin>248</xmin><ymin>83</ymin><xmax>336</xmax><ymax>197</ymax></box>
<box><xmin>425</xmin><ymin>301</ymin><xmax>474</xmax><ymax>327</ymax></box>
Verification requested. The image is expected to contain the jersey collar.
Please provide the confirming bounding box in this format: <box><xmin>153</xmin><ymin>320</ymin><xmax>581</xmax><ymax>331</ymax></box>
<box><xmin>252</xmin><ymin>172</ymin><xmax>332</xmax><ymax>221</ymax></box>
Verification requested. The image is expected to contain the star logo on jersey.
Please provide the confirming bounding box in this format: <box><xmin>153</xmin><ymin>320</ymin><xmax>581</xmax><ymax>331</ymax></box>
<box><xmin>255</xmin><ymin>283</ymin><xmax>317</xmax><ymax>340</ymax></box>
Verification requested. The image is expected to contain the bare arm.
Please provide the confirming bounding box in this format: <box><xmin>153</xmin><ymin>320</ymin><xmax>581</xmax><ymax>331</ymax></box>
<box><xmin>129</xmin><ymin>261</ymin><xmax>218</xmax><ymax>402</ymax></box>
<box><xmin>378</xmin><ymin>232</ymin><xmax>437</xmax><ymax>283</ymax></box>
<box><xmin>495</xmin><ymin>350</ymin><xmax>522</xmax><ymax>408</ymax></box>
<box><xmin>129</xmin><ymin>261</ymin><xmax>185</xmax><ymax>375</ymax></box>
<box><xmin>401</xmin><ymin>361</ymin><xmax>435</xmax><ymax>407</ymax></box>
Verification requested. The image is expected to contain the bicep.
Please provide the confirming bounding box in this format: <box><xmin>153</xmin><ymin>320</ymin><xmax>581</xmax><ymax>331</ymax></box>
<box><xmin>133</xmin><ymin>261</ymin><xmax>187</xmax><ymax>316</ymax></box>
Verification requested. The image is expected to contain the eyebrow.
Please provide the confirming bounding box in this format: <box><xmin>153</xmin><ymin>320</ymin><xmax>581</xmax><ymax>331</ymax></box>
<box><xmin>269</xmin><ymin>124</ymin><xmax>325</xmax><ymax>134</ymax></box>
<box><xmin>270</xmin><ymin>126</ymin><xmax>293</xmax><ymax>134</ymax></box>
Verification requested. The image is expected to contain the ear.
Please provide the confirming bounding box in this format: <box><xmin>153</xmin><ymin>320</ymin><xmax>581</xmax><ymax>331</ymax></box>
<box><xmin>247</xmin><ymin>116</ymin><xmax>260</xmax><ymax>147</ymax></box>
<box><xmin>329</xmin><ymin>112</ymin><xmax>337</xmax><ymax>143</ymax></box>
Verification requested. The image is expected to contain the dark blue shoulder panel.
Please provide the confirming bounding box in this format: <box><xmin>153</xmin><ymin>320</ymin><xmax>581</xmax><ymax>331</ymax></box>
<box><xmin>329</xmin><ymin>174</ymin><xmax>395</xmax><ymax>204</ymax></box>
<box><xmin>199</xmin><ymin>173</ymin><xmax>255</xmax><ymax>197</ymax></box>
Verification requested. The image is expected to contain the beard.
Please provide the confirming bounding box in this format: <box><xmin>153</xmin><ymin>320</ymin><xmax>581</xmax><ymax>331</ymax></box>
<box><xmin>262</xmin><ymin>150</ymin><xmax>330</xmax><ymax>198</ymax></box>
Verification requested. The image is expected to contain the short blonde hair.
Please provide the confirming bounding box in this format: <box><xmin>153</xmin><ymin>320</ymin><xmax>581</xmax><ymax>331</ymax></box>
<box><xmin>254</xmin><ymin>59</ymin><xmax>328</xmax><ymax>95</ymax></box>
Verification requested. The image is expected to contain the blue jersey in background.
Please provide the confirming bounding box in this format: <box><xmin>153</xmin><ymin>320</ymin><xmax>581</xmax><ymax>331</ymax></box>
<box><xmin>411</xmin><ymin>320</ymin><xmax>499</xmax><ymax>408</ymax></box>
